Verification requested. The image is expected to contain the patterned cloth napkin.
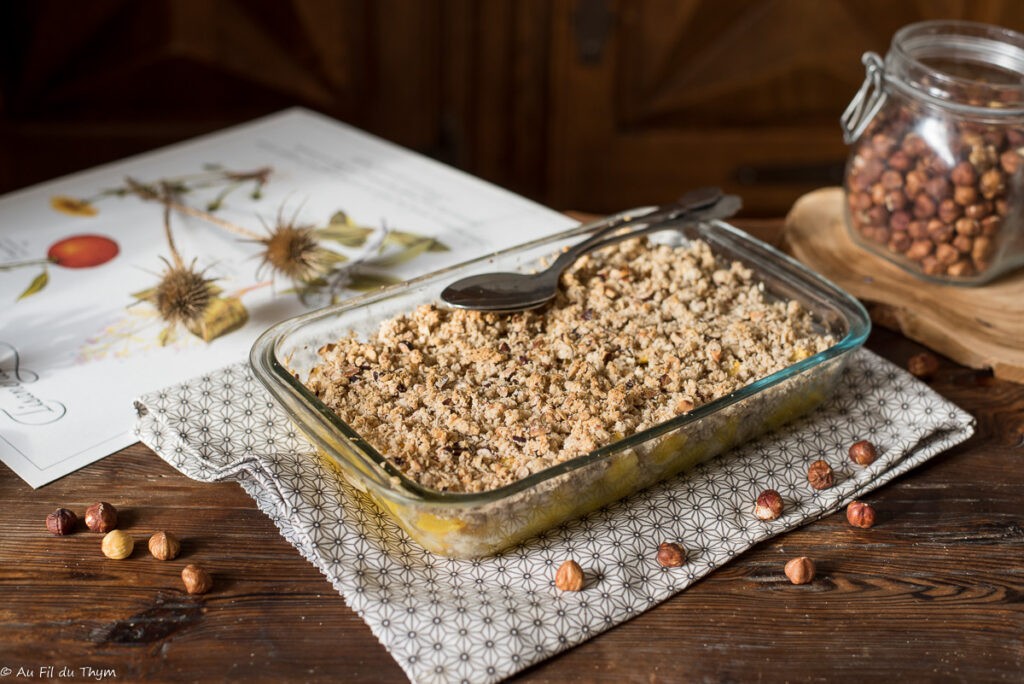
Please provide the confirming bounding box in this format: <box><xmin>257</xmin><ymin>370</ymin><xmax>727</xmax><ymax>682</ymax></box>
<box><xmin>134</xmin><ymin>348</ymin><xmax>972</xmax><ymax>684</ymax></box>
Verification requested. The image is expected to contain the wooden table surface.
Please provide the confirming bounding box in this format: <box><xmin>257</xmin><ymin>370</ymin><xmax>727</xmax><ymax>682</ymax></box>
<box><xmin>1</xmin><ymin>220</ymin><xmax>1022</xmax><ymax>683</ymax></box>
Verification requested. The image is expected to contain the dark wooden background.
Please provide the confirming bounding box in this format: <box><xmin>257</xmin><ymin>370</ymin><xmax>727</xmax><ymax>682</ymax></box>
<box><xmin>3</xmin><ymin>0</ymin><xmax>1024</xmax><ymax>216</ymax></box>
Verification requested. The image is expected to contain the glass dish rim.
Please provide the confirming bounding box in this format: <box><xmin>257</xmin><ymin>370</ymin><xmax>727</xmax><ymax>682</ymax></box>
<box><xmin>250</xmin><ymin>218</ymin><xmax>871</xmax><ymax>508</ymax></box>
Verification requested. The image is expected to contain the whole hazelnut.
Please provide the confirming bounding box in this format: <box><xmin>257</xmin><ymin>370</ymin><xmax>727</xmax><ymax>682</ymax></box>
<box><xmin>946</xmin><ymin>260</ymin><xmax>976</xmax><ymax>278</ymax></box>
<box><xmin>907</xmin><ymin>352</ymin><xmax>940</xmax><ymax>380</ymax></box>
<box><xmin>964</xmin><ymin>201</ymin><xmax>992</xmax><ymax>220</ymax></box>
<box><xmin>101</xmin><ymin>529</ymin><xmax>134</xmax><ymax>560</ymax></box>
<box><xmin>980</xmin><ymin>215</ymin><xmax>1002</xmax><ymax>236</ymax></box>
<box><xmin>999</xmin><ymin>149</ymin><xmax>1021</xmax><ymax>175</ymax></box>
<box><xmin>806</xmin><ymin>460</ymin><xmax>835</xmax><ymax>490</ymax></box>
<box><xmin>846</xmin><ymin>501</ymin><xmax>877</xmax><ymax>529</ymax></box>
<box><xmin>935</xmin><ymin>243</ymin><xmax>960</xmax><ymax>266</ymax></box>
<box><xmin>937</xmin><ymin>198</ymin><xmax>961</xmax><ymax>223</ymax></box>
<box><xmin>904</xmin><ymin>169</ymin><xmax>926</xmax><ymax>196</ymax></box>
<box><xmin>181</xmin><ymin>564</ymin><xmax>214</xmax><ymax>595</ymax></box>
<box><xmin>887</xmin><ymin>150</ymin><xmax>912</xmax><ymax>171</ymax></box>
<box><xmin>554</xmin><ymin>560</ymin><xmax>585</xmax><ymax>592</ymax></box>
<box><xmin>912</xmin><ymin>193</ymin><xmax>936</xmax><ymax>219</ymax></box>
<box><xmin>952</xmin><ymin>234</ymin><xmax>974</xmax><ymax>255</ymax></box>
<box><xmin>924</xmin><ymin>176</ymin><xmax>951</xmax><ymax>201</ymax></box>
<box><xmin>784</xmin><ymin>556</ymin><xmax>816</xmax><ymax>585</ymax></box>
<box><xmin>656</xmin><ymin>542</ymin><xmax>687</xmax><ymax>568</ymax></box>
<box><xmin>926</xmin><ymin>219</ymin><xmax>953</xmax><ymax>243</ymax></box>
<box><xmin>954</xmin><ymin>217</ymin><xmax>980</xmax><ymax>236</ymax></box>
<box><xmin>921</xmin><ymin>256</ymin><xmax>944</xmax><ymax>276</ymax></box>
<box><xmin>951</xmin><ymin>161</ymin><xmax>977</xmax><ymax>187</ymax></box>
<box><xmin>953</xmin><ymin>184</ymin><xmax>977</xmax><ymax>206</ymax></box>
<box><xmin>148</xmin><ymin>531</ymin><xmax>181</xmax><ymax>561</ymax></box>
<box><xmin>888</xmin><ymin>232</ymin><xmax>912</xmax><ymax>254</ymax></box>
<box><xmin>979</xmin><ymin>168</ymin><xmax>1005</xmax><ymax>199</ymax></box>
<box><xmin>45</xmin><ymin>508</ymin><xmax>77</xmax><ymax>535</ymax></box>
<box><xmin>906</xmin><ymin>240</ymin><xmax>934</xmax><ymax>261</ymax></box>
<box><xmin>84</xmin><ymin>502</ymin><xmax>118</xmax><ymax>533</ymax></box>
<box><xmin>848</xmin><ymin>440</ymin><xmax>879</xmax><ymax>466</ymax></box>
<box><xmin>972</xmin><ymin>236</ymin><xmax>995</xmax><ymax>262</ymax></box>
<box><xmin>880</xmin><ymin>169</ymin><xmax>904</xmax><ymax>190</ymax></box>
<box><xmin>754</xmin><ymin>489</ymin><xmax>784</xmax><ymax>521</ymax></box>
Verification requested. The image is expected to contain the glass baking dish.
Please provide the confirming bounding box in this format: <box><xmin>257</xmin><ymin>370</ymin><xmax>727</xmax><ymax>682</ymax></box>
<box><xmin>250</xmin><ymin>219</ymin><xmax>870</xmax><ymax>558</ymax></box>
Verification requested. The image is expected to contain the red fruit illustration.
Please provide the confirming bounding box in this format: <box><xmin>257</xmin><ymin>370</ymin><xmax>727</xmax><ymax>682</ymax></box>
<box><xmin>47</xmin><ymin>234</ymin><xmax>119</xmax><ymax>269</ymax></box>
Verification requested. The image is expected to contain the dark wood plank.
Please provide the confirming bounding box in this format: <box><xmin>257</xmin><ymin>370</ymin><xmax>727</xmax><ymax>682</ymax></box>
<box><xmin>1</xmin><ymin>222</ymin><xmax>1022</xmax><ymax>682</ymax></box>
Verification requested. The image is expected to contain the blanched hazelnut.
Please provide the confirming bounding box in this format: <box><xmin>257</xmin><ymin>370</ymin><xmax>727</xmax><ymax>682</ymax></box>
<box><xmin>101</xmin><ymin>530</ymin><xmax>134</xmax><ymax>560</ymax></box>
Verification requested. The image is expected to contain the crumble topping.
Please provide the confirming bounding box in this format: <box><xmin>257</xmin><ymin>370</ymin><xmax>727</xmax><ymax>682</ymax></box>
<box><xmin>305</xmin><ymin>238</ymin><xmax>832</xmax><ymax>493</ymax></box>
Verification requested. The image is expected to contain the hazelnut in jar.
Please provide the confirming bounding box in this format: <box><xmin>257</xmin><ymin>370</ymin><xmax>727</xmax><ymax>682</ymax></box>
<box><xmin>842</xmin><ymin>20</ymin><xmax>1024</xmax><ymax>284</ymax></box>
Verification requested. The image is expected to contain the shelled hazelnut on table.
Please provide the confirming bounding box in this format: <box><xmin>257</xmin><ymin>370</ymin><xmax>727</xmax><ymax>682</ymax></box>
<box><xmin>84</xmin><ymin>501</ymin><xmax>118</xmax><ymax>533</ymax></box>
<box><xmin>784</xmin><ymin>557</ymin><xmax>816</xmax><ymax>585</ymax></box>
<box><xmin>846</xmin><ymin>501</ymin><xmax>877</xmax><ymax>529</ymax></box>
<box><xmin>45</xmin><ymin>508</ymin><xmax>78</xmax><ymax>535</ymax></box>
<box><xmin>907</xmin><ymin>352</ymin><xmax>940</xmax><ymax>380</ymax></box>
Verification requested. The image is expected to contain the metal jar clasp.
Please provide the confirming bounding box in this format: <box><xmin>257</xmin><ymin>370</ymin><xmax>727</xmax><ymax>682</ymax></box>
<box><xmin>841</xmin><ymin>52</ymin><xmax>887</xmax><ymax>144</ymax></box>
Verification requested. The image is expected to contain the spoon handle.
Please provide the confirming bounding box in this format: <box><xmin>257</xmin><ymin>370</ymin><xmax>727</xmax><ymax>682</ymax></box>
<box><xmin>568</xmin><ymin>194</ymin><xmax>742</xmax><ymax>259</ymax></box>
<box><xmin>547</xmin><ymin>187</ymin><xmax>724</xmax><ymax>273</ymax></box>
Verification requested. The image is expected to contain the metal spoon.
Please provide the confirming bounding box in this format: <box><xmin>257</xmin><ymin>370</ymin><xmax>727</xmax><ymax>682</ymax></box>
<box><xmin>441</xmin><ymin>189</ymin><xmax>741</xmax><ymax>313</ymax></box>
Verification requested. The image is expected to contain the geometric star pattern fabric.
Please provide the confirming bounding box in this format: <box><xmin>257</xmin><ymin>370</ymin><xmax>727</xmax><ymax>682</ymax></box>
<box><xmin>135</xmin><ymin>348</ymin><xmax>973</xmax><ymax>683</ymax></box>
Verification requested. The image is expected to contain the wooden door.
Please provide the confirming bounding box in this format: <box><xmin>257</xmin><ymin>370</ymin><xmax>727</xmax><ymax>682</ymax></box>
<box><xmin>545</xmin><ymin>0</ymin><xmax>1024</xmax><ymax>216</ymax></box>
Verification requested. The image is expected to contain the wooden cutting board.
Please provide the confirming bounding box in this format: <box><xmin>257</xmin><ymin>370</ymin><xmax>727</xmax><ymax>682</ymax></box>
<box><xmin>783</xmin><ymin>187</ymin><xmax>1024</xmax><ymax>383</ymax></box>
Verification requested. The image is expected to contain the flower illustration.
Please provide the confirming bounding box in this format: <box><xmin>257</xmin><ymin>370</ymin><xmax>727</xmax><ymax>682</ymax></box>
<box><xmin>50</xmin><ymin>196</ymin><xmax>98</xmax><ymax>217</ymax></box>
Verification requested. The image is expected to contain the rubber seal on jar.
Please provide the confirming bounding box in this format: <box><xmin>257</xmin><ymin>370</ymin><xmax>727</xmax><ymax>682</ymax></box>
<box><xmin>841</xmin><ymin>52</ymin><xmax>887</xmax><ymax>144</ymax></box>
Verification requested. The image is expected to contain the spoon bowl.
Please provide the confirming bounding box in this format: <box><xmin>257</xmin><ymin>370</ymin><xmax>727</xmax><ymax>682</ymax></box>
<box><xmin>441</xmin><ymin>190</ymin><xmax>741</xmax><ymax>313</ymax></box>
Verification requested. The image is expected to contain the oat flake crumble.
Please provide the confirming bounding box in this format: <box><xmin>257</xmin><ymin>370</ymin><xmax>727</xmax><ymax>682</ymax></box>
<box><xmin>306</xmin><ymin>238</ymin><xmax>833</xmax><ymax>493</ymax></box>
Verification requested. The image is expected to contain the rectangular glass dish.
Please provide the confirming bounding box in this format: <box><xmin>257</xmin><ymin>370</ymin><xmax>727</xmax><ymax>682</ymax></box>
<box><xmin>250</xmin><ymin>219</ymin><xmax>870</xmax><ymax>558</ymax></box>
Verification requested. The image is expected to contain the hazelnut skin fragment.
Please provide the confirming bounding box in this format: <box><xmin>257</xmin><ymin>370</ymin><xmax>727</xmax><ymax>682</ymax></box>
<box><xmin>848</xmin><ymin>440</ymin><xmax>879</xmax><ymax>466</ymax></box>
<box><xmin>784</xmin><ymin>556</ymin><xmax>816</xmax><ymax>585</ymax></box>
<box><xmin>555</xmin><ymin>560</ymin><xmax>585</xmax><ymax>591</ymax></box>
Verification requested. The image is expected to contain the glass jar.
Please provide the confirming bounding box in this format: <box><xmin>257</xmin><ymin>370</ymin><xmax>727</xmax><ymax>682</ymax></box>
<box><xmin>841</xmin><ymin>20</ymin><xmax>1024</xmax><ymax>285</ymax></box>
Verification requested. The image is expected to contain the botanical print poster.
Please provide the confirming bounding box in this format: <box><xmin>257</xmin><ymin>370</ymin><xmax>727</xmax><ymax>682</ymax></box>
<box><xmin>0</xmin><ymin>108</ymin><xmax>576</xmax><ymax>487</ymax></box>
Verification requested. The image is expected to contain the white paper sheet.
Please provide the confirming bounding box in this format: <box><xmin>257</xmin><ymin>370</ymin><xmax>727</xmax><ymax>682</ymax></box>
<box><xmin>0</xmin><ymin>108</ymin><xmax>577</xmax><ymax>487</ymax></box>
